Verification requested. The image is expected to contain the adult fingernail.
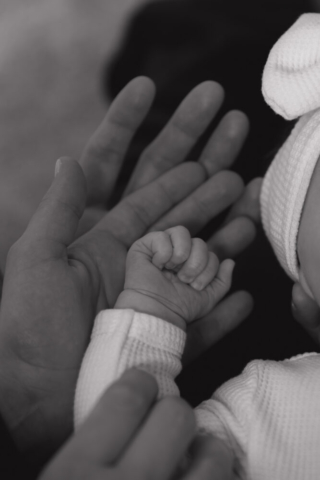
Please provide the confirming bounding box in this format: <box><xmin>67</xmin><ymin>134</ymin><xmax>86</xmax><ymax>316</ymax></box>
<box><xmin>54</xmin><ymin>158</ymin><xmax>62</xmax><ymax>177</ymax></box>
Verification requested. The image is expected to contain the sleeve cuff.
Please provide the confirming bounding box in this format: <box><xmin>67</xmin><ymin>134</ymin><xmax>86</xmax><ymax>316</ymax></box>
<box><xmin>92</xmin><ymin>309</ymin><xmax>186</xmax><ymax>356</ymax></box>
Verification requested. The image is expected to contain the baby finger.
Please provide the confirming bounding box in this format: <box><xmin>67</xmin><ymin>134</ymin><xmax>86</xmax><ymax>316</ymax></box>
<box><xmin>208</xmin><ymin>259</ymin><xmax>235</xmax><ymax>303</ymax></box>
<box><xmin>178</xmin><ymin>238</ymin><xmax>209</xmax><ymax>284</ymax></box>
<box><xmin>165</xmin><ymin>226</ymin><xmax>192</xmax><ymax>270</ymax></box>
<box><xmin>190</xmin><ymin>252</ymin><xmax>220</xmax><ymax>291</ymax></box>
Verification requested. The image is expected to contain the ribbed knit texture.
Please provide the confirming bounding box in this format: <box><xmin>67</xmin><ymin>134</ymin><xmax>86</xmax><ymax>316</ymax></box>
<box><xmin>260</xmin><ymin>109</ymin><xmax>320</xmax><ymax>281</ymax></box>
<box><xmin>74</xmin><ymin>309</ymin><xmax>185</xmax><ymax>427</ymax></box>
<box><xmin>196</xmin><ymin>353</ymin><xmax>320</xmax><ymax>480</ymax></box>
<box><xmin>261</xmin><ymin>13</ymin><xmax>320</xmax><ymax>281</ymax></box>
<box><xmin>74</xmin><ymin>308</ymin><xmax>320</xmax><ymax>479</ymax></box>
<box><xmin>262</xmin><ymin>14</ymin><xmax>320</xmax><ymax>120</ymax></box>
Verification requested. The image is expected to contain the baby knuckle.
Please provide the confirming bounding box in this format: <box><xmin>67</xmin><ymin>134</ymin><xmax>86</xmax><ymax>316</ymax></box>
<box><xmin>175</xmin><ymin>225</ymin><xmax>190</xmax><ymax>236</ymax></box>
<box><xmin>175</xmin><ymin>250</ymin><xmax>189</xmax><ymax>264</ymax></box>
<box><xmin>192</xmin><ymin>237</ymin><xmax>207</xmax><ymax>252</ymax></box>
<box><xmin>156</xmin><ymin>231</ymin><xmax>171</xmax><ymax>249</ymax></box>
<box><xmin>160</xmin><ymin>231</ymin><xmax>170</xmax><ymax>241</ymax></box>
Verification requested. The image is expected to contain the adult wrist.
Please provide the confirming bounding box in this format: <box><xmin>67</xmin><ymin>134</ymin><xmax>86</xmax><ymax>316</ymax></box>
<box><xmin>115</xmin><ymin>290</ymin><xmax>186</xmax><ymax>331</ymax></box>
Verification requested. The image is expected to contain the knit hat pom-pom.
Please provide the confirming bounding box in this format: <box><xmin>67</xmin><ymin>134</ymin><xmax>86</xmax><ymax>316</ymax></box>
<box><xmin>262</xmin><ymin>13</ymin><xmax>320</xmax><ymax>120</ymax></box>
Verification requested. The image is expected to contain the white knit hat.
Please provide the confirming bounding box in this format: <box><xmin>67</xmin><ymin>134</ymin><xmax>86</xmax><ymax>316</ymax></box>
<box><xmin>261</xmin><ymin>13</ymin><xmax>320</xmax><ymax>282</ymax></box>
<box><xmin>262</xmin><ymin>13</ymin><xmax>320</xmax><ymax>120</ymax></box>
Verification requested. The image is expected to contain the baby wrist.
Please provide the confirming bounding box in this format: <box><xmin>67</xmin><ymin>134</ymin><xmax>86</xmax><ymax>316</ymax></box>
<box><xmin>115</xmin><ymin>290</ymin><xmax>187</xmax><ymax>331</ymax></box>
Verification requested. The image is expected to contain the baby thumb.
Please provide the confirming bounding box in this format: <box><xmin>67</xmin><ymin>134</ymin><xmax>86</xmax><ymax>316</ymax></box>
<box><xmin>24</xmin><ymin>157</ymin><xmax>87</xmax><ymax>251</ymax></box>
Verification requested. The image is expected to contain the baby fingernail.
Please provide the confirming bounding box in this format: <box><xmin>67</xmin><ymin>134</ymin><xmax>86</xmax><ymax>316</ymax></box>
<box><xmin>190</xmin><ymin>280</ymin><xmax>203</xmax><ymax>291</ymax></box>
<box><xmin>178</xmin><ymin>273</ymin><xmax>189</xmax><ymax>283</ymax></box>
<box><xmin>165</xmin><ymin>261</ymin><xmax>175</xmax><ymax>270</ymax></box>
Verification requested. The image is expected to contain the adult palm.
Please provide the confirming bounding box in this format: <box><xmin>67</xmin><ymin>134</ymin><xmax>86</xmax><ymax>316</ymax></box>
<box><xmin>0</xmin><ymin>77</ymin><xmax>260</xmax><ymax>467</ymax></box>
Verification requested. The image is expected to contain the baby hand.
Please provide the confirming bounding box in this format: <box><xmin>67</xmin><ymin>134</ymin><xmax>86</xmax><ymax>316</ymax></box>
<box><xmin>115</xmin><ymin>226</ymin><xmax>235</xmax><ymax>330</ymax></box>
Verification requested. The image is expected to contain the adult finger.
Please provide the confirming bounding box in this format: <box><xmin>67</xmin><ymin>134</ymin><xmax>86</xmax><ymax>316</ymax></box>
<box><xmin>207</xmin><ymin>216</ymin><xmax>256</xmax><ymax>260</ymax></box>
<box><xmin>207</xmin><ymin>178</ymin><xmax>261</xmax><ymax>261</ymax></box>
<box><xmin>75</xmin><ymin>206</ymin><xmax>105</xmax><ymax>239</ymax></box>
<box><xmin>124</xmin><ymin>81</ymin><xmax>224</xmax><ymax>194</ymax></box>
<box><xmin>183</xmin><ymin>435</ymin><xmax>234</xmax><ymax>480</ymax></box>
<box><xmin>119</xmin><ymin>397</ymin><xmax>195</xmax><ymax>480</ymax></box>
<box><xmin>292</xmin><ymin>282</ymin><xmax>320</xmax><ymax>345</ymax></box>
<box><xmin>225</xmin><ymin>177</ymin><xmax>262</xmax><ymax>224</ymax></box>
<box><xmin>199</xmin><ymin>110</ymin><xmax>250</xmax><ymax>177</ymax></box>
<box><xmin>80</xmin><ymin>77</ymin><xmax>155</xmax><ymax>205</ymax></box>
<box><xmin>98</xmin><ymin>162</ymin><xmax>207</xmax><ymax>247</ymax></box>
<box><xmin>150</xmin><ymin>171</ymin><xmax>244</xmax><ymax>236</ymax></box>
<box><xmin>182</xmin><ymin>291</ymin><xmax>253</xmax><ymax>366</ymax></box>
<box><xmin>20</xmin><ymin>158</ymin><xmax>86</xmax><ymax>257</ymax></box>
<box><xmin>70</xmin><ymin>369</ymin><xmax>158</xmax><ymax>465</ymax></box>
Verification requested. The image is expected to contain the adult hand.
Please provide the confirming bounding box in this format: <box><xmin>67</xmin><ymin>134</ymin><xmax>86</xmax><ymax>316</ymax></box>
<box><xmin>0</xmin><ymin>156</ymin><xmax>239</xmax><ymax>466</ymax></box>
<box><xmin>79</xmin><ymin>76</ymin><xmax>260</xmax><ymax>363</ymax></box>
<box><xmin>39</xmin><ymin>369</ymin><xmax>233</xmax><ymax>480</ymax></box>
<box><xmin>0</xmin><ymin>77</ymin><xmax>258</xmax><ymax>464</ymax></box>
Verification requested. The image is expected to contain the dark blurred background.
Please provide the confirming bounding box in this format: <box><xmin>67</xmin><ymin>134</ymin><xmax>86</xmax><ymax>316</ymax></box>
<box><xmin>1</xmin><ymin>0</ymin><xmax>320</xmax><ymax>478</ymax></box>
<box><xmin>103</xmin><ymin>0</ymin><xmax>320</xmax><ymax>406</ymax></box>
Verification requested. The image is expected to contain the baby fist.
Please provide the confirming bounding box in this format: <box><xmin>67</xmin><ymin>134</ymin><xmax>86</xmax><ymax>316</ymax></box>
<box><xmin>115</xmin><ymin>226</ymin><xmax>235</xmax><ymax>329</ymax></box>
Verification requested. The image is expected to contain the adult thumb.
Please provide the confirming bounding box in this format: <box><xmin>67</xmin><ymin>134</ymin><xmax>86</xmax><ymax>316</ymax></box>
<box><xmin>23</xmin><ymin>158</ymin><xmax>87</xmax><ymax>252</ymax></box>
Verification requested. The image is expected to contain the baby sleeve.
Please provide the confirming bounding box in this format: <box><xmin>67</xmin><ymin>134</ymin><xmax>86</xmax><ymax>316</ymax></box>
<box><xmin>195</xmin><ymin>353</ymin><xmax>320</xmax><ymax>480</ymax></box>
<box><xmin>195</xmin><ymin>361</ymin><xmax>259</xmax><ymax>478</ymax></box>
<box><xmin>74</xmin><ymin>309</ymin><xmax>186</xmax><ymax>428</ymax></box>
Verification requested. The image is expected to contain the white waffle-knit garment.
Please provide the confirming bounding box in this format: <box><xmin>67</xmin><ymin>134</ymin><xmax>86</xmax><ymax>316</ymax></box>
<box><xmin>74</xmin><ymin>309</ymin><xmax>185</xmax><ymax>426</ymax></box>
<box><xmin>260</xmin><ymin>109</ymin><xmax>320</xmax><ymax>281</ymax></box>
<box><xmin>262</xmin><ymin>13</ymin><xmax>320</xmax><ymax>120</ymax></box>
<box><xmin>75</xmin><ymin>309</ymin><xmax>320</xmax><ymax>480</ymax></box>
<box><xmin>261</xmin><ymin>13</ymin><xmax>320</xmax><ymax>281</ymax></box>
